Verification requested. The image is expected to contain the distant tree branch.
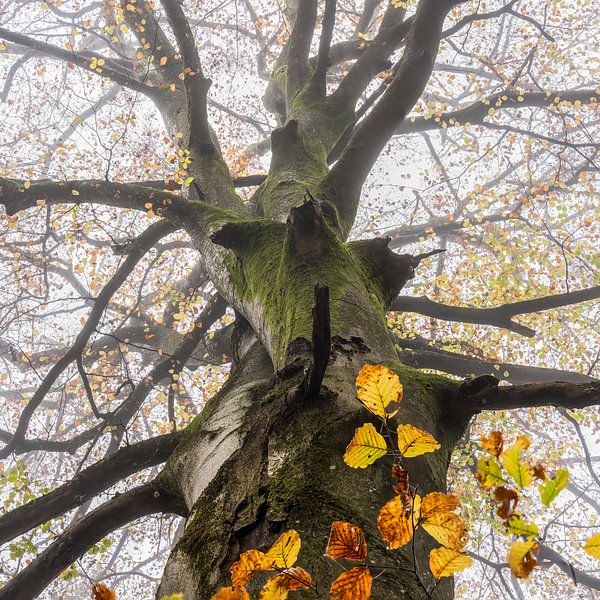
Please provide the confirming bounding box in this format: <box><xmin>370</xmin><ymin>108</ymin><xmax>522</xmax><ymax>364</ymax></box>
<box><xmin>0</xmin><ymin>27</ymin><xmax>154</xmax><ymax>97</ymax></box>
<box><xmin>390</xmin><ymin>286</ymin><xmax>600</xmax><ymax>337</ymax></box>
<box><xmin>310</xmin><ymin>0</ymin><xmax>337</xmax><ymax>95</ymax></box>
<box><xmin>538</xmin><ymin>543</ymin><xmax>600</xmax><ymax>591</ymax></box>
<box><xmin>397</xmin><ymin>89</ymin><xmax>600</xmax><ymax>135</ymax></box>
<box><xmin>0</xmin><ymin>432</ymin><xmax>182</xmax><ymax>545</ymax></box>
<box><xmin>0</xmin><ymin>221</ymin><xmax>177</xmax><ymax>459</ymax></box>
<box><xmin>0</xmin><ymin>481</ymin><xmax>187</xmax><ymax>600</ymax></box>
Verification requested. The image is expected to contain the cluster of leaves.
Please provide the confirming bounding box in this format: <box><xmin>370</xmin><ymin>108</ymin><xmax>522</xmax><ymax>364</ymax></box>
<box><xmin>475</xmin><ymin>430</ymin><xmax>600</xmax><ymax>578</ymax></box>
<box><xmin>209</xmin><ymin>365</ymin><xmax>472</xmax><ymax>599</ymax></box>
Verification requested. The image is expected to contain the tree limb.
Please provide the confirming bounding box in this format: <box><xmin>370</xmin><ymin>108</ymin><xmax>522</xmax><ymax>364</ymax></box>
<box><xmin>0</xmin><ymin>432</ymin><xmax>182</xmax><ymax>545</ymax></box>
<box><xmin>0</xmin><ymin>481</ymin><xmax>187</xmax><ymax>600</ymax></box>
<box><xmin>390</xmin><ymin>286</ymin><xmax>600</xmax><ymax>337</ymax></box>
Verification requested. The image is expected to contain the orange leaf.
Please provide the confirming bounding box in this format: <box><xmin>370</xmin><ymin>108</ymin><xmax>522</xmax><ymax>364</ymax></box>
<box><xmin>493</xmin><ymin>486</ymin><xmax>519</xmax><ymax>520</ymax></box>
<box><xmin>378</xmin><ymin>494</ymin><xmax>421</xmax><ymax>549</ymax></box>
<box><xmin>326</xmin><ymin>522</ymin><xmax>367</xmax><ymax>561</ymax></box>
<box><xmin>231</xmin><ymin>549</ymin><xmax>270</xmax><ymax>588</ymax></box>
<box><xmin>92</xmin><ymin>583</ymin><xmax>116</xmax><ymax>600</ymax></box>
<box><xmin>421</xmin><ymin>492</ymin><xmax>459</xmax><ymax>518</ymax></box>
<box><xmin>481</xmin><ymin>431</ymin><xmax>503</xmax><ymax>456</ymax></box>
<box><xmin>508</xmin><ymin>540</ymin><xmax>538</xmax><ymax>578</ymax></box>
<box><xmin>212</xmin><ymin>587</ymin><xmax>251</xmax><ymax>600</ymax></box>
<box><xmin>330</xmin><ymin>566</ymin><xmax>372</xmax><ymax>599</ymax></box>
<box><xmin>265</xmin><ymin>530</ymin><xmax>301</xmax><ymax>569</ymax></box>
<box><xmin>422</xmin><ymin>512</ymin><xmax>468</xmax><ymax>550</ymax></box>
<box><xmin>259</xmin><ymin>567</ymin><xmax>312</xmax><ymax>599</ymax></box>
<box><xmin>355</xmin><ymin>364</ymin><xmax>402</xmax><ymax>418</ymax></box>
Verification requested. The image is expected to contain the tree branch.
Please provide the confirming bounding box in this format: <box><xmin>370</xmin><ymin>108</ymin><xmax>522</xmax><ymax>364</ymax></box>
<box><xmin>0</xmin><ymin>178</ymin><xmax>188</xmax><ymax>217</ymax></box>
<box><xmin>0</xmin><ymin>220</ymin><xmax>176</xmax><ymax>458</ymax></box>
<box><xmin>310</xmin><ymin>0</ymin><xmax>337</xmax><ymax>96</ymax></box>
<box><xmin>458</xmin><ymin>376</ymin><xmax>600</xmax><ymax>415</ymax></box>
<box><xmin>0</xmin><ymin>432</ymin><xmax>182</xmax><ymax>545</ymax></box>
<box><xmin>390</xmin><ymin>286</ymin><xmax>600</xmax><ymax>337</ymax></box>
<box><xmin>0</xmin><ymin>481</ymin><xmax>187</xmax><ymax>600</ymax></box>
<box><xmin>0</xmin><ymin>27</ymin><xmax>154</xmax><ymax>97</ymax></box>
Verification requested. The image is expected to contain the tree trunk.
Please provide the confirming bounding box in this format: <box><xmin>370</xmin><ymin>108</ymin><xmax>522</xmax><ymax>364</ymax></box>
<box><xmin>155</xmin><ymin>246</ymin><xmax>469</xmax><ymax>599</ymax></box>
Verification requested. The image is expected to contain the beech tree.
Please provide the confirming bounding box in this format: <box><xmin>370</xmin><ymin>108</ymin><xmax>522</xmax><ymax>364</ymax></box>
<box><xmin>0</xmin><ymin>0</ymin><xmax>598</xmax><ymax>598</ymax></box>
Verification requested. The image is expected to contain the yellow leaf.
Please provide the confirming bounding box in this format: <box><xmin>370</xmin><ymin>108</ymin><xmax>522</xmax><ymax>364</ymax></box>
<box><xmin>583</xmin><ymin>533</ymin><xmax>600</xmax><ymax>559</ymax></box>
<box><xmin>355</xmin><ymin>364</ymin><xmax>402</xmax><ymax>418</ymax></box>
<box><xmin>265</xmin><ymin>530</ymin><xmax>301</xmax><ymax>569</ymax></box>
<box><xmin>231</xmin><ymin>549</ymin><xmax>270</xmax><ymax>588</ymax></box>
<box><xmin>396</xmin><ymin>424</ymin><xmax>440</xmax><ymax>458</ymax></box>
<box><xmin>429</xmin><ymin>547</ymin><xmax>473</xmax><ymax>579</ymax></box>
<box><xmin>501</xmin><ymin>437</ymin><xmax>533</xmax><ymax>489</ymax></box>
<box><xmin>508</xmin><ymin>516</ymin><xmax>539</xmax><ymax>539</ymax></box>
<box><xmin>326</xmin><ymin>521</ymin><xmax>367</xmax><ymax>561</ymax></box>
<box><xmin>422</xmin><ymin>512</ymin><xmax>468</xmax><ymax>550</ymax></box>
<box><xmin>330</xmin><ymin>566</ymin><xmax>372</xmax><ymax>599</ymax></box>
<box><xmin>508</xmin><ymin>540</ymin><xmax>538</xmax><ymax>578</ymax></box>
<box><xmin>259</xmin><ymin>567</ymin><xmax>312</xmax><ymax>599</ymax></box>
<box><xmin>421</xmin><ymin>492</ymin><xmax>459</xmax><ymax>518</ymax></box>
<box><xmin>211</xmin><ymin>588</ymin><xmax>250</xmax><ymax>600</ymax></box>
<box><xmin>343</xmin><ymin>423</ymin><xmax>387</xmax><ymax>468</ymax></box>
<box><xmin>476</xmin><ymin>457</ymin><xmax>504</xmax><ymax>489</ymax></box>
<box><xmin>378</xmin><ymin>494</ymin><xmax>421</xmax><ymax>549</ymax></box>
<box><xmin>160</xmin><ymin>56</ymin><xmax>168</xmax><ymax>65</ymax></box>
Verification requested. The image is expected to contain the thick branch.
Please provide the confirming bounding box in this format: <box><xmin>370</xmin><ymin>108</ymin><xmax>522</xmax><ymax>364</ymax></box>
<box><xmin>0</xmin><ymin>27</ymin><xmax>153</xmax><ymax>97</ymax></box>
<box><xmin>0</xmin><ymin>481</ymin><xmax>187</xmax><ymax>600</ymax></box>
<box><xmin>0</xmin><ymin>178</ymin><xmax>188</xmax><ymax>217</ymax></box>
<box><xmin>0</xmin><ymin>432</ymin><xmax>181</xmax><ymax>545</ymax></box>
<box><xmin>458</xmin><ymin>377</ymin><xmax>600</xmax><ymax>415</ymax></box>
<box><xmin>538</xmin><ymin>544</ymin><xmax>600</xmax><ymax>591</ymax></box>
<box><xmin>391</xmin><ymin>287</ymin><xmax>600</xmax><ymax>337</ymax></box>
<box><xmin>310</xmin><ymin>0</ymin><xmax>337</xmax><ymax>95</ymax></box>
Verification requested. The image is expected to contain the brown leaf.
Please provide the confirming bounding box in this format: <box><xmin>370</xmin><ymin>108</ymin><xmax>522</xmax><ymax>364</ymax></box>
<box><xmin>330</xmin><ymin>566</ymin><xmax>372</xmax><ymax>599</ymax></box>
<box><xmin>326</xmin><ymin>521</ymin><xmax>367</xmax><ymax>561</ymax></box>
<box><xmin>493</xmin><ymin>486</ymin><xmax>519</xmax><ymax>520</ymax></box>
<box><xmin>533</xmin><ymin>463</ymin><xmax>547</xmax><ymax>481</ymax></box>
<box><xmin>92</xmin><ymin>583</ymin><xmax>115</xmax><ymax>600</ymax></box>
<box><xmin>508</xmin><ymin>540</ymin><xmax>538</xmax><ymax>578</ymax></box>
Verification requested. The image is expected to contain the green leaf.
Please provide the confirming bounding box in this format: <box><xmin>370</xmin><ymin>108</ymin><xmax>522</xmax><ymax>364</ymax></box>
<box><xmin>539</xmin><ymin>469</ymin><xmax>569</xmax><ymax>506</ymax></box>
<box><xmin>508</xmin><ymin>516</ymin><xmax>539</xmax><ymax>539</ymax></box>
<box><xmin>476</xmin><ymin>457</ymin><xmax>505</xmax><ymax>488</ymax></box>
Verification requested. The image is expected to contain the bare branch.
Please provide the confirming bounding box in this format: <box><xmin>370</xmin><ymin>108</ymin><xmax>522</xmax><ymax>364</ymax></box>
<box><xmin>310</xmin><ymin>0</ymin><xmax>337</xmax><ymax>96</ymax></box>
<box><xmin>0</xmin><ymin>481</ymin><xmax>187</xmax><ymax>600</ymax></box>
<box><xmin>0</xmin><ymin>27</ymin><xmax>154</xmax><ymax>97</ymax></box>
<box><xmin>0</xmin><ymin>432</ymin><xmax>182</xmax><ymax>545</ymax></box>
<box><xmin>391</xmin><ymin>286</ymin><xmax>600</xmax><ymax>337</ymax></box>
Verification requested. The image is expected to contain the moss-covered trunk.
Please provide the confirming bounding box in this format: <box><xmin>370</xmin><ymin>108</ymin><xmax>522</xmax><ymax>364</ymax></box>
<box><xmin>156</xmin><ymin>294</ymin><xmax>468</xmax><ymax>599</ymax></box>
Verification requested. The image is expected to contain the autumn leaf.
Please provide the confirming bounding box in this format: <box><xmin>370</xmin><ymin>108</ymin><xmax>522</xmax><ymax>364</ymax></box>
<box><xmin>265</xmin><ymin>530</ymin><xmax>301</xmax><ymax>569</ymax></box>
<box><xmin>259</xmin><ymin>567</ymin><xmax>312</xmax><ymax>599</ymax></box>
<box><xmin>355</xmin><ymin>364</ymin><xmax>402</xmax><ymax>418</ymax></box>
<box><xmin>343</xmin><ymin>423</ymin><xmax>387</xmax><ymax>468</ymax></box>
<box><xmin>330</xmin><ymin>566</ymin><xmax>372</xmax><ymax>599</ymax></box>
<box><xmin>539</xmin><ymin>469</ymin><xmax>569</xmax><ymax>506</ymax></box>
<box><xmin>493</xmin><ymin>486</ymin><xmax>518</xmax><ymax>520</ymax></box>
<box><xmin>391</xmin><ymin>464</ymin><xmax>409</xmax><ymax>494</ymax></box>
<box><xmin>396</xmin><ymin>424</ymin><xmax>440</xmax><ymax>458</ymax></box>
<box><xmin>378</xmin><ymin>494</ymin><xmax>421</xmax><ymax>549</ymax></box>
<box><xmin>476</xmin><ymin>457</ymin><xmax>505</xmax><ymax>489</ymax></box>
<box><xmin>501</xmin><ymin>436</ymin><xmax>533</xmax><ymax>489</ymax></box>
<box><xmin>481</xmin><ymin>430</ymin><xmax>503</xmax><ymax>456</ymax></box>
<box><xmin>583</xmin><ymin>533</ymin><xmax>600</xmax><ymax>559</ymax></box>
<box><xmin>508</xmin><ymin>516</ymin><xmax>539</xmax><ymax>540</ymax></box>
<box><xmin>211</xmin><ymin>588</ymin><xmax>250</xmax><ymax>600</ymax></box>
<box><xmin>326</xmin><ymin>522</ymin><xmax>367</xmax><ymax>561</ymax></box>
<box><xmin>421</xmin><ymin>492</ymin><xmax>460</xmax><ymax>518</ymax></box>
<box><xmin>422</xmin><ymin>512</ymin><xmax>468</xmax><ymax>551</ymax></box>
<box><xmin>429</xmin><ymin>547</ymin><xmax>473</xmax><ymax>579</ymax></box>
<box><xmin>508</xmin><ymin>540</ymin><xmax>538</xmax><ymax>578</ymax></box>
<box><xmin>92</xmin><ymin>583</ymin><xmax>115</xmax><ymax>600</ymax></box>
<box><xmin>231</xmin><ymin>549</ymin><xmax>270</xmax><ymax>588</ymax></box>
